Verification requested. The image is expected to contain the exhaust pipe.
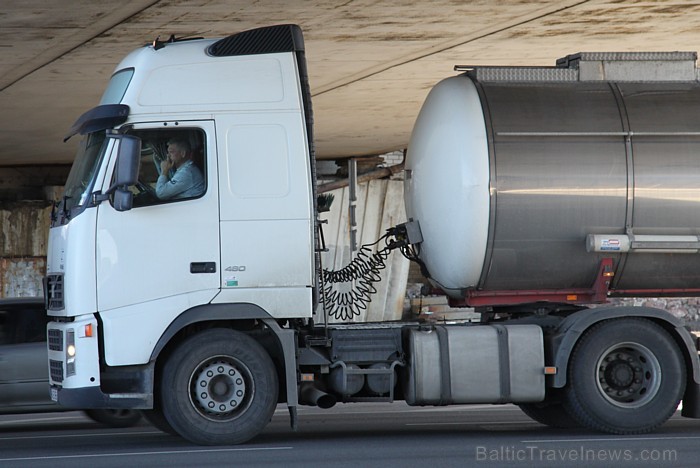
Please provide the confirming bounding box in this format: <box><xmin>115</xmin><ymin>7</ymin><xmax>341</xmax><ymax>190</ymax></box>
<box><xmin>300</xmin><ymin>382</ymin><xmax>337</xmax><ymax>409</ymax></box>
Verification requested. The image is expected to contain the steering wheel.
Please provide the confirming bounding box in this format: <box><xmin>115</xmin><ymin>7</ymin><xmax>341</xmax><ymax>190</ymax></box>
<box><xmin>134</xmin><ymin>181</ymin><xmax>158</xmax><ymax>204</ymax></box>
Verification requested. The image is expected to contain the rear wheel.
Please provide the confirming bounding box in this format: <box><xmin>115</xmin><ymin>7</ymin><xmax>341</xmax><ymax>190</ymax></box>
<box><xmin>159</xmin><ymin>328</ymin><xmax>278</xmax><ymax>445</ymax></box>
<box><xmin>563</xmin><ymin>318</ymin><xmax>685</xmax><ymax>434</ymax></box>
<box><xmin>142</xmin><ymin>407</ymin><xmax>176</xmax><ymax>435</ymax></box>
<box><xmin>84</xmin><ymin>409</ymin><xmax>142</xmax><ymax>428</ymax></box>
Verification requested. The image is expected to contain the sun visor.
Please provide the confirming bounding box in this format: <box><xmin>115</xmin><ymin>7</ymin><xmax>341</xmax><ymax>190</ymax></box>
<box><xmin>64</xmin><ymin>104</ymin><xmax>130</xmax><ymax>142</ymax></box>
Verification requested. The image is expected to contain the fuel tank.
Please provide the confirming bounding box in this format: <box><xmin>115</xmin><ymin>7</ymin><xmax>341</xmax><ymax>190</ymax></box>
<box><xmin>405</xmin><ymin>52</ymin><xmax>700</xmax><ymax>298</ymax></box>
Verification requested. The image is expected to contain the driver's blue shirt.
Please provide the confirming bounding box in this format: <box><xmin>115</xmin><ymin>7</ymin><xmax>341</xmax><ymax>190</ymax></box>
<box><xmin>156</xmin><ymin>160</ymin><xmax>204</xmax><ymax>199</ymax></box>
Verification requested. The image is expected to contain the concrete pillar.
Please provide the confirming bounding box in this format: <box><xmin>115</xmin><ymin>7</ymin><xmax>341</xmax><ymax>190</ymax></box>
<box><xmin>0</xmin><ymin>166</ymin><xmax>68</xmax><ymax>298</ymax></box>
<box><xmin>0</xmin><ymin>201</ymin><xmax>52</xmax><ymax>297</ymax></box>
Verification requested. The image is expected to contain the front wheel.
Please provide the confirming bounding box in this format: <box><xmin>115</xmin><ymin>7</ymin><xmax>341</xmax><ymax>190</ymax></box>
<box><xmin>563</xmin><ymin>318</ymin><xmax>685</xmax><ymax>434</ymax></box>
<box><xmin>159</xmin><ymin>328</ymin><xmax>279</xmax><ymax>445</ymax></box>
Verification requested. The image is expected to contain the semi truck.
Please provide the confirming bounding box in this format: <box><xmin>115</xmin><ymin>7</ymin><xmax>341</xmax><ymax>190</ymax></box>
<box><xmin>45</xmin><ymin>24</ymin><xmax>700</xmax><ymax>445</ymax></box>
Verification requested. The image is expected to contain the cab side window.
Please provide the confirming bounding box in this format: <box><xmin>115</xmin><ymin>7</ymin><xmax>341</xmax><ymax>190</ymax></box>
<box><xmin>125</xmin><ymin>128</ymin><xmax>207</xmax><ymax>207</ymax></box>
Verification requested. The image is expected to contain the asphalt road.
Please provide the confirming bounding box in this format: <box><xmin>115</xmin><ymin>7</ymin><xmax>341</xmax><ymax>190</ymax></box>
<box><xmin>0</xmin><ymin>403</ymin><xmax>699</xmax><ymax>467</ymax></box>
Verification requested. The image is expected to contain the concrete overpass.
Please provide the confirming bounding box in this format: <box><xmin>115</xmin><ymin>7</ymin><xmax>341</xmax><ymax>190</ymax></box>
<box><xmin>3</xmin><ymin>1</ymin><xmax>700</xmax><ymax>170</ymax></box>
<box><xmin>2</xmin><ymin>0</ymin><xmax>700</xmax><ymax>295</ymax></box>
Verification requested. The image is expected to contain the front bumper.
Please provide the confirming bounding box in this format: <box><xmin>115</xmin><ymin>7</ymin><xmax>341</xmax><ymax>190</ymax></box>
<box><xmin>50</xmin><ymin>384</ymin><xmax>151</xmax><ymax>409</ymax></box>
<box><xmin>47</xmin><ymin>315</ymin><xmax>101</xmax><ymax>388</ymax></box>
<box><xmin>48</xmin><ymin>314</ymin><xmax>154</xmax><ymax>410</ymax></box>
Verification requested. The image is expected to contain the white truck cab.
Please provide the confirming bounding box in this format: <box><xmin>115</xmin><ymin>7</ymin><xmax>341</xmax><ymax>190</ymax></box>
<box><xmin>46</xmin><ymin>25</ymin><xmax>317</xmax><ymax>441</ymax></box>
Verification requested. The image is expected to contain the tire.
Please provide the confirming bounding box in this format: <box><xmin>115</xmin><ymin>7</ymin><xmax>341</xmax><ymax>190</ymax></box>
<box><xmin>563</xmin><ymin>318</ymin><xmax>685</xmax><ymax>434</ymax></box>
<box><xmin>518</xmin><ymin>390</ymin><xmax>578</xmax><ymax>429</ymax></box>
<box><xmin>84</xmin><ymin>409</ymin><xmax>142</xmax><ymax>428</ymax></box>
<box><xmin>159</xmin><ymin>328</ymin><xmax>278</xmax><ymax>445</ymax></box>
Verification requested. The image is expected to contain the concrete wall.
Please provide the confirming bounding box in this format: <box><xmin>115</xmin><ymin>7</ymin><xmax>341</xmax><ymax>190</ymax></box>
<box><xmin>0</xmin><ymin>201</ymin><xmax>52</xmax><ymax>297</ymax></box>
<box><xmin>320</xmin><ymin>178</ymin><xmax>409</xmax><ymax>323</ymax></box>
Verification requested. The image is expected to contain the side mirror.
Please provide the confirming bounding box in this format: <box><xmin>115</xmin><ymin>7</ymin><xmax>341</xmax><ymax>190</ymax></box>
<box><xmin>112</xmin><ymin>134</ymin><xmax>141</xmax><ymax>187</ymax></box>
<box><xmin>113</xmin><ymin>188</ymin><xmax>133</xmax><ymax>212</ymax></box>
<box><xmin>104</xmin><ymin>134</ymin><xmax>141</xmax><ymax>212</ymax></box>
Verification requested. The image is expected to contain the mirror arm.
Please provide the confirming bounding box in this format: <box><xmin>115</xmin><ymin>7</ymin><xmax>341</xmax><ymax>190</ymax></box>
<box><xmin>92</xmin><ymin>190</ymin><xmax>110</xmax><ymax>205</ymax></box>
<box><xmin>92</xmin><ymin>185</ymin><xmax>120</xmax><ymax>205</ymax></box>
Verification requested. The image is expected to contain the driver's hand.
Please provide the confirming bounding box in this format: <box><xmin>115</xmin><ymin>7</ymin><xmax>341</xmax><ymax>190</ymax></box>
<box><xmin>160</xmin><ymin>159</ymin><xmax>172</xmax><ymax>176</ymax></box>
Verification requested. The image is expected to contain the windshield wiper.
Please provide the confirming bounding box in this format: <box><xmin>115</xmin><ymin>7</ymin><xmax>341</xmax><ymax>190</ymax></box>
<box><xmin>61</xmin><ymin>195</ymin><xmax>72</xmax><ymax>221</ymax></box>
<box><xmin>50</xmin><ymin>199</ymin><xmax>58</xmax><ymax>223</ymax></box>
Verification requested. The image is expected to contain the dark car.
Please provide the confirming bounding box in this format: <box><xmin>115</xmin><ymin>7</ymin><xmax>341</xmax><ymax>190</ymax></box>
<box><xmin>0</xmin><ymin>297</ymin><xmax>141</xmax><ymax>427</ymax></box>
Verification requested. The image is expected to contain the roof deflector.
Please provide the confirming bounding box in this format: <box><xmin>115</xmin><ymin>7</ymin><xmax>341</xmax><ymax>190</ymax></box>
<box><xmin>208</xmin><ymin>24</ymin><xmax>305</xmax><ymax>57</ymax></box>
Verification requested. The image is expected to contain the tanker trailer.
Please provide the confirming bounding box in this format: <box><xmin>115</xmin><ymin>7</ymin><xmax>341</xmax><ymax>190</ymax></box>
<box><xmin>406</xmin><ymin>51</ymin><xmax>700</xmax><ymax>303</ymax></box>
<box><xmin>404</xmin><ymin>52</ymin><xmax>700</xmax><ymax>433</ymax></box>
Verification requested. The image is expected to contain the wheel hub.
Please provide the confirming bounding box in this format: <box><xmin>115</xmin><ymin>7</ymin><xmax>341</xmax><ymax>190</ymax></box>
<box><xmin>596</xmin><ymin>343</ymin><xmax>660</xmax><ymax>408</ymax></box>
<box><xmin>192</xmin><ymin>360</ymin><xmax>247</xmax><ymax>416</ymax></box>
<box><xmin>605</xmin><ymin>356</ymin><xmax>636</xmax><ymax>388</ymax></box>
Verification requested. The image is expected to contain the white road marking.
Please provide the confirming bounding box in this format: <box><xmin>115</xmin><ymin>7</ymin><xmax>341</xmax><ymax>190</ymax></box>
<box><xmin>0</xmin><ymin>415</ymin><xmax>82</xmax><ymax>425</ymax></box>
<box><xmin>0</xmin><ymin>430</ymin><xmax>160</xmax><ymax>441</ymax></box>
<box><xmin>0</xmin><ymin>446</ymin><xmax>293</xmax><ymax>462</ymax></box>
<box><xmin>522</xmin><ymin>436</ymin><xmax>700</xmax><ymax>443</ymax></box>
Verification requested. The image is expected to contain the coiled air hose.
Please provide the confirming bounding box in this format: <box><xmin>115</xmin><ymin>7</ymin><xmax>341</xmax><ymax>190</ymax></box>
<box><xmin>322</xmin><ymin>224</ymin><xmax>424</xmax><ymax>321</ymax></box>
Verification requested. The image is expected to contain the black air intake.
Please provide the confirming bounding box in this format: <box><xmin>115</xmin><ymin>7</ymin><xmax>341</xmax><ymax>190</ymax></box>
<box><xmin>208</xmin><ymin>24</ymin><xmax>304</xmax><ymax>57</ymax></box>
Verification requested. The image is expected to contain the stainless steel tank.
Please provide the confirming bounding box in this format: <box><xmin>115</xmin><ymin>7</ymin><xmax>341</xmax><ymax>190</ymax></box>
<box><xmin>405</xmin><ymin>52</ymin><xmax>700</xmax><ymax>299</ymax></box>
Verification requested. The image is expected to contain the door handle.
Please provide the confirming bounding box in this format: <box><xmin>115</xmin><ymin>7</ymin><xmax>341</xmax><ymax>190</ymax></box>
<box><xmin>190</xmin><ymin>262</ymin><xmax>216</xmax><ymax>274</ymax></box>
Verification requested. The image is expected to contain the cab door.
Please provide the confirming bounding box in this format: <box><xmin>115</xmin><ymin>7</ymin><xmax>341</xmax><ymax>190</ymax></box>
<box><xmin>94</xmin><ymin>121</ymin><xmax>220</xmax><ymax>365</ymax></box>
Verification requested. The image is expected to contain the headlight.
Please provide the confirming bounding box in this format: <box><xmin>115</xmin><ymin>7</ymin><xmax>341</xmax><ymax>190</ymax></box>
<box><xmin>66</xmin><ymin>329</ymin><xmax>76</xmax><ymax>376</ymax></box>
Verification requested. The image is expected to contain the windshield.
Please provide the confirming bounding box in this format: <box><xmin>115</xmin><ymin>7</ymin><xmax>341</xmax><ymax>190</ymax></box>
<box><xmin>55</xmin><ymin>131</ymin><xmax>108</xmax><ymax>225</ymax></box>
